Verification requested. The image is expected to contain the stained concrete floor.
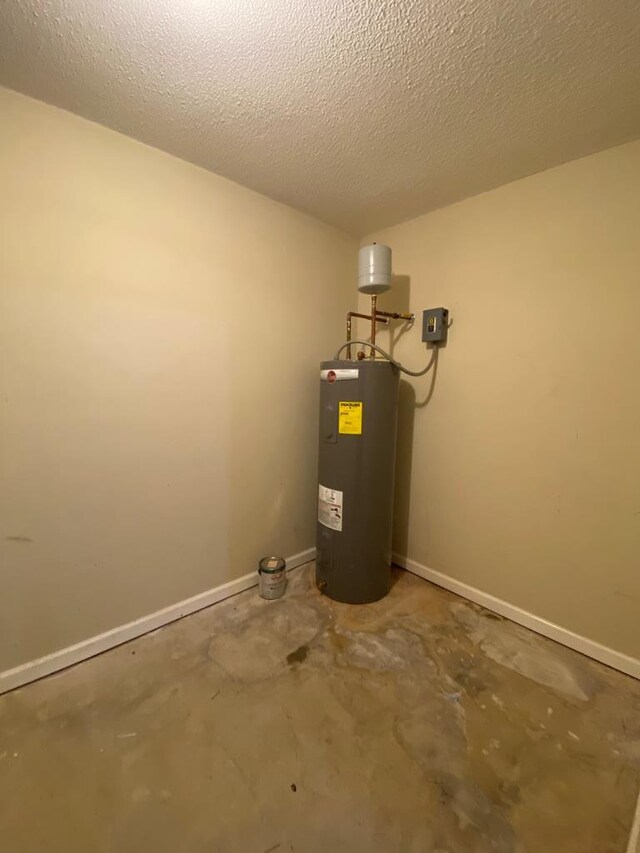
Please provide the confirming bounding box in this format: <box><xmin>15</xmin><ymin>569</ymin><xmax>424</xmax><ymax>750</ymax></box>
<box><xmin>1</xmin><ymin>564</ymin><xmax>640</xmax><ymax>853</ymax></box>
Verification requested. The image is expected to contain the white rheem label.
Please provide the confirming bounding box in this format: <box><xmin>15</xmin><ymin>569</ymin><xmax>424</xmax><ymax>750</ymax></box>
<box><xmin>320</xmin><ymin>369</ymin><xmax>359</xmax><ymax>382</ymax></box>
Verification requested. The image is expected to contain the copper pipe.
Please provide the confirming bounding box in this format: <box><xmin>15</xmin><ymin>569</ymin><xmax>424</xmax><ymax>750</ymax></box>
<box><xmin>375</xmin><ymin>309</ymin><xmax>415</xmax><ymax>321</ymax></box>
<box><xmin>348</xmin><ymin>312</ymin><xmax>389</xmax><ymax>322</ymax></box>
<box><xmin>346</xmin><ymin>311</ymin><xmax>389</xmax><ymax>360</ymax></box>
<box><xmin>370</xmin><ymin>294</ymin><xmax>377</xmax><ymax>359</ymax></box>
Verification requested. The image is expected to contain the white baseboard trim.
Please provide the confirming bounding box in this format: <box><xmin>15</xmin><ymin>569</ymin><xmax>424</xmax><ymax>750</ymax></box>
<box><xmin>627</xmin><ymin>783</ymin><xmax>640</xmax><ymax>853</ymax></box>
<box><xmin>5</xmin><ymin>547</ymin><xmax>637</xmax><ymax>694</ymax></box>
<box><xmin>393</xmin><ymin>552</ymin><xmax>640</xmax><ymax>681</ymax></box>
<box><xmin>0</xmin><ymin>547</ymin><xmax>315</xmax><ymax>696</ymax></box>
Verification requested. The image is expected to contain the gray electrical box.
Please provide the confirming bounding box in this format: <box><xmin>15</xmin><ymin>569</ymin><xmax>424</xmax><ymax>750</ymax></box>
<box><xmin>422</xmin><ymin>307</ymin><xmax>449</xmax><ymax>343</ymax></box>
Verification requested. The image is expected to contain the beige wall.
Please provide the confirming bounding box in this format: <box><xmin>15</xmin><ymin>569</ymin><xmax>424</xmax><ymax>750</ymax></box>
<box><xmin>2</xmin><ymin>84</ymin><xmax>638</xmax><ymax>676</ymax></box>
<box><xmin>0</xmin><ymin>87</ymin><xmax>355</xmax><ymax>672</ymax></box>
<box><xmin>362</xmin><ymin>140</ymin><xmax>640</xmax><ymax>661</ymax></box>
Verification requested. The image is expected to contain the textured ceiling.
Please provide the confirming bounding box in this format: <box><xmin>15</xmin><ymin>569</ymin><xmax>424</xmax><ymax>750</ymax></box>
<box><xmin>1</xmin><ymin>1</ymin><xmax>640</xmax><ymax>235</ymax></box>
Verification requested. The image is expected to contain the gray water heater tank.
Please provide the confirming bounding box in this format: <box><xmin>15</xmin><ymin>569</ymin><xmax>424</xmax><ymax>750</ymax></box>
<box><xmin>316</xmin><ymin>360</ymin><xmax>399</xmax><ymax>603</ymax></box>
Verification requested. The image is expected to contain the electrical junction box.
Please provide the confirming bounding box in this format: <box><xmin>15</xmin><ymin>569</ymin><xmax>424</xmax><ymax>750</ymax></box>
<box><xmin>422</xmin><ymin>307</ymin><xmax>449</xmax><ymax>343</ymax></box>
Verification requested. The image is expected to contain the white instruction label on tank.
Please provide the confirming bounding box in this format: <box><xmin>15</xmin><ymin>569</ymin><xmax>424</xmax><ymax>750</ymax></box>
<box><xmin>318</xmin><ymin>484</ymin><xmax>343</xmax><ymax>532</ymax></box>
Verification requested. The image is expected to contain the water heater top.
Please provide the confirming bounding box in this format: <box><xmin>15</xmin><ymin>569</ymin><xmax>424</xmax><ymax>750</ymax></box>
<box><xmin>358</xmin><ymin>243</ymin><xmax>392</xmax><ymax>294</ymax></box>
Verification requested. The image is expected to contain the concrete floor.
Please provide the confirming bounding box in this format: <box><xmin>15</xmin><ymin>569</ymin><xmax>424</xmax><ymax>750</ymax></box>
<box><xmin>1</xmin><ymin>564</ymin><xmax>640</xmax><ymax>853</ymax></box>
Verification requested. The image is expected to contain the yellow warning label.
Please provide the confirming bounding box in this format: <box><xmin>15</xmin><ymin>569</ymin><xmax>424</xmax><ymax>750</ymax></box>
<box><xmin>339</xmin><ymin>401</ymin><xmax>363</xmax><ymax>435</ymax></box>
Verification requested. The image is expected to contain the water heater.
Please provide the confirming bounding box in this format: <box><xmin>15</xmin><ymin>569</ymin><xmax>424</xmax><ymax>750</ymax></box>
<box><xmin>315</xmin><ymin>244</ymin><xmax>405</xmax><ymax>603</ymax></box>
<box><xmin>315</xmin><ymin>244</ymin><xmax>446</xmax><ymax>604</ymax></box>
<box><xmin>316</xmin><ymin>360</ymin><xmax>399</xmax><ymax>603</ymax></box>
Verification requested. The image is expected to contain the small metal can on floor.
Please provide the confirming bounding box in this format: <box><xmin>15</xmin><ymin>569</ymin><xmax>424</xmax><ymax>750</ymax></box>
<box><xmin>258</xmin><ymin>556</ymin><xmax>286</xmax><ymax>600</ymax></box>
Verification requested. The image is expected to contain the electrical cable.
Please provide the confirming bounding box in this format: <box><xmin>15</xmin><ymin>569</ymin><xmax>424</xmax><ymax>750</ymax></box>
<box><xmin>333</xmin><ymin>340</ymin><xmax>438</xmax><ymax>377</ymax></box>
